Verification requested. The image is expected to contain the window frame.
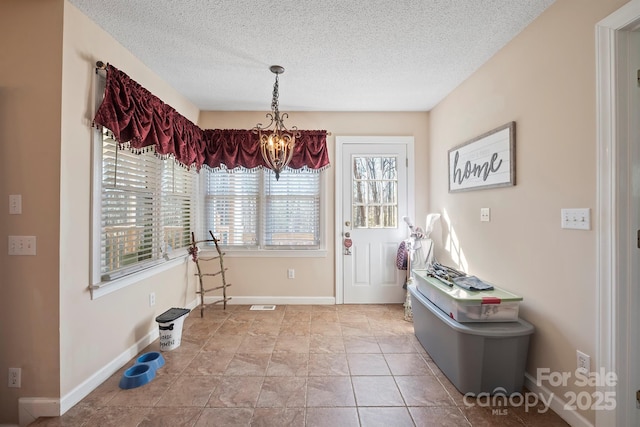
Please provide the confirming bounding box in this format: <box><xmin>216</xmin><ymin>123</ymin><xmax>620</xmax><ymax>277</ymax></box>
<box><xmin>90</xmin><ymin>125</ymin><xmax>197</xmax><ymax>298</ymax></box>
<box><xmin>199</xmin><ymin>167</ymin><xmax>328</xmax><ymax>258</ymax></box>
<box><xmin>90</xmin><ymin>146</ymin><xmax>327</xmax><ymax>300</ymax></box>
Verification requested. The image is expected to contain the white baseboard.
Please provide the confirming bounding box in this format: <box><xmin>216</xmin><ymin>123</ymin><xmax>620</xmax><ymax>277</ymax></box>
<box><xmin>16</xmin><ymin>301</ymin><xmax>202</xmax><ymax>426</ymax></box>
<box><xmin>58</xmin><ymin>329</ymin><xmax>161</xmax><ymax>415</ymax></box>
<box><xmin>17</xmin><ymin>327</ymin><xmax>162</xmax><ymax>426</ymax></box>
<box><xmin>524</xmin><ymin>373</ymin><xmax>593</xmax><ymax>427</ymax></box>
<box><xmin>16</xmin><ymin>296</ymin><xmax>338</xmax><ymax>425</ymax></box>
<box><xmin>18</xmin><ymin>398</ymin><xmax>59</xmax><ymax>427</ymax></box>
<box><xmin>204</xmin><ymin>295</ymin><xmax>336</xmax><ymax>306</ymax></box>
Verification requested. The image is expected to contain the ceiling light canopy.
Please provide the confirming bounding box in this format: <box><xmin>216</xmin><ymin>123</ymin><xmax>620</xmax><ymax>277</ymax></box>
<box><xmin>253</xmin><ymin>65</ymin><xmax>300</xmax><ymax>180</ymax></box>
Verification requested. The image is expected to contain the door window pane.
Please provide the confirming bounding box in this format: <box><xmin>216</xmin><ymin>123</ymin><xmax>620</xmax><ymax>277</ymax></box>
<box><xmin>352</xmin><ymin>156</ymin><xmax>398</xmax><ymax>228</ymax></box>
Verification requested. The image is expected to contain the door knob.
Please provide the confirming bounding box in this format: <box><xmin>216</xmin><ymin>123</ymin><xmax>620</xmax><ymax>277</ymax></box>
<box><xmin>345</xmin><ymin>221</ymin><xmax>351</xmax><ymax>227</ymax></box>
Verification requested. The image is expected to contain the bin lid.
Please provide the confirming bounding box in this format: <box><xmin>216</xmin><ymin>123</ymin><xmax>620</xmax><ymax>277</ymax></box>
<box><xmin>412</xmin><ymin>269</ymin><xmax>523</xmax><ymax>303</ymax></box>
<box><xmin>155</xmin><ymin>308</ymin><xmax>190</xmax><ymax>323</ymax></box>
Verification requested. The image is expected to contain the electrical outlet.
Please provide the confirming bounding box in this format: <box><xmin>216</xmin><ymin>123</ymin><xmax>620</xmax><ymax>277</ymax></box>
<box><xmin>149</xmin><ymin>292</ymin><xmax>156</xmax><ymax>307</ymax></box>
<box><xmin>287</xmin><ymin>269</ymin><xmax>295</xmax><ymax>279</ymax></box>
<box><xmin>480</xmin><ymin>208</ymin><xmax>491</xmax><ymax>222</ymax></box>
<box><xmin>8</xmin><ymin>368</ymin><xmax>21</xmax><ymax>388</ymax></box>
<box><xmin>577</xmin><ymin>350</ymin><xmax>590</xmax><ymax>373</ymax></box>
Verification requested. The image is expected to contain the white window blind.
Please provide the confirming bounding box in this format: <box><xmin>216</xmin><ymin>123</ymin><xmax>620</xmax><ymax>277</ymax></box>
<box><xmin>161</xmin><ymin>158</ymin><xmax>196</xmax><ymax>252</ymax></box>
<box><xmin>205</xmin><ymin>168</ymin><xmax>321</xmax><ymax>249</ymax></box>
<box><xmin>263</xmin><ymin>171</ymin><xmax>320</xmax><ymax>247</ymax></box>
<box><xmin>100</xmin><ymin>129</ymin><xmax>196</xmax><ymax>280</ymax></box>
<box><xmin>205</xmin><ymin>169</ymin><xmax>259</xmax><ymax>247</ymax></box>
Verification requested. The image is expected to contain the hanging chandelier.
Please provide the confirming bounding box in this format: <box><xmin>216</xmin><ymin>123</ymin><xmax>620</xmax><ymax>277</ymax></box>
<box><xmin>253</xmin><ymin>65</ymin><xmax>300</xmax><ymax>180</ymax></box>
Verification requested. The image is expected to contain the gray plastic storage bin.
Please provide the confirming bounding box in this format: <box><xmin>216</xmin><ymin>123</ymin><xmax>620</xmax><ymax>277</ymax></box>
<box><xmin>408</xmin><ymin>284</ymin><xmax>534</xmax><ymax>395</ymax></box>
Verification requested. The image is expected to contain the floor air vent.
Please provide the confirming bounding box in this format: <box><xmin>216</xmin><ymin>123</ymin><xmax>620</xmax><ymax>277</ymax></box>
<box><xmin>250</xmin><ymin>305</ymin><xmax>276</xmax><ymax>311</ymax></box>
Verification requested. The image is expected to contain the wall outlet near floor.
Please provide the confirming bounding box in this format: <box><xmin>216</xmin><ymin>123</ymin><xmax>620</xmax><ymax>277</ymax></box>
<box><xmin>8</xmin><ymin>368</ymin><xmax>21</xmax><ymax>388</ymax></box>
<box><xmin>149</xmin><ymin>292</ymin><xmax>156</xmax><ymax>307</ymax></box>
<box><xmin>287</xmin><ymin>269</ymin><xmax>295</xmax><ymax>279</ymax></box>
<box><xmin>577</xmin><ymin>350</ymin><xmax>590</xmax><ymax>373</ymax></box>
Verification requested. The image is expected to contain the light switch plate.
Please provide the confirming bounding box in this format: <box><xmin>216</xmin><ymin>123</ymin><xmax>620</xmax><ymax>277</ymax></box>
<box><xmin>561</xmin><ymin>208</ymin><xmax>590</xmax><ymax>230</ymax></box>
<box><xmin>8</xmin><ymin>236</ymin><xmax>36</xmax><ymax>255</ymax></box>
<box><xmin>9</xmin><ymin>195</ymin><xmax>22</xmax><ymax>214</ymax></box>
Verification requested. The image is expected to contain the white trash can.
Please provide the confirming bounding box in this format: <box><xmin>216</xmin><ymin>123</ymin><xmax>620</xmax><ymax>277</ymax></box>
<box><xmin>155</xmin><ymin>308</ymin><xmax>190</xmax><ymax>351</ymax></box>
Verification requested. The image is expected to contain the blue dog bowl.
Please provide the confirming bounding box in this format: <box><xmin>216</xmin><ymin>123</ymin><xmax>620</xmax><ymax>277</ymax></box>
<box><xmin>137</xmin><ymin>351</ymin><xmax>165</xmax><ymax>372</ymax></box>
<box><xmin>119</xmin><ymin>363</ymin><xmax>155</xmax><ymax>389</ymax></box>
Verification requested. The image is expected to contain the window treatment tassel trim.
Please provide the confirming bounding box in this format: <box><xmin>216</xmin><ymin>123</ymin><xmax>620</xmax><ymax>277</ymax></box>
<box><xmin>93</xmin><ymin>63</ymin><xmax>330</xmax><ymax>172</ymax></box>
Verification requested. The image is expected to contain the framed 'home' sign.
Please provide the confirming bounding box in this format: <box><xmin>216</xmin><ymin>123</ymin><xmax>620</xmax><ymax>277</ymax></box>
<box><xmin>448</xmin><ymin>122</ymin><xmax>516</xmax><ymax>193</ymax></box>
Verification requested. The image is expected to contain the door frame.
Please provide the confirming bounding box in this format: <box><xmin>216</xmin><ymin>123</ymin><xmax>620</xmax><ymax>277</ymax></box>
<box><xmin>596</xmin><ymin>1</ymin><xmax>640</xmax><ymax>425</ymax></box>
<box><xmin>334</xmin><ymin>136</ymin><xmax>415</xmax><ymax>304</ymax></box>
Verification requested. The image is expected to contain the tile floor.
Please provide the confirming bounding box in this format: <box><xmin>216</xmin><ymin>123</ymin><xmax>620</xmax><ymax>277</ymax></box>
<box><xmin>30</xmin><ymin>304</ymin><xmax>569</xmax><ymax>426</ymax></box>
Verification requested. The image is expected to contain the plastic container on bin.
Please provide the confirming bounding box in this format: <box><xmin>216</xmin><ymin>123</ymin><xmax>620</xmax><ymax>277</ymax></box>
<box><xmin>413</xmin><ymin>269</ymin><xmax>522</xmax><ymax>322</ymax></box>
<box><xmin>408</xmin><ymin>284</ymin><xmax>534</xmax><ymax>395</ymax></box>
<box><xmin>155</xmin><ymin>308</ymin><xmax>190</xmax><ymax>351</ymax></box>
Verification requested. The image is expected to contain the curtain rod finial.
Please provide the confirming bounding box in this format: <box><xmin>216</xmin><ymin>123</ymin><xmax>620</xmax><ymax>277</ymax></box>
<box><xmin>96</xmin><ymin>61</ymin><xmax>106</xmax><ymax>70</ymax></box>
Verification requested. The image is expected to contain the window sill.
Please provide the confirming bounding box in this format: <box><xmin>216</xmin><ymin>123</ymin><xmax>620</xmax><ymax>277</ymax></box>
<box><xmin>208</xmin><ymin>249</ymin><xmax>328</xmax><ymax>258</ymax></box>
<box><xmin>90</xmin><ymin>255</ymin><xmax>188</xmax><ymax>300</ymax></box>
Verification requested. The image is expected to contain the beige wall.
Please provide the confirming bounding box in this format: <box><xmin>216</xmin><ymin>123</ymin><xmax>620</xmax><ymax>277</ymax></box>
<box><xmin>0</xmin><ymin>0</ymin><xmax>65</xmax><ymax>421</ymax></box>
<box><xmin>1</xmin><ymin>1</ymin><xmax>201</xmax><ymax>424</ymax></box>
<box><xmin>428</xmin><ymin>0</ymin><xmax>627</xmax><ymax>423</ymax></box>
<box><xmin>198</xmin><ymin>112</ymin><xmax>429</xmax><ymax>299</ymax></box>
<box><xmin>59</xmin><ymin>0</ymin><xmax>201</xmax><ymax>399</ymax></box>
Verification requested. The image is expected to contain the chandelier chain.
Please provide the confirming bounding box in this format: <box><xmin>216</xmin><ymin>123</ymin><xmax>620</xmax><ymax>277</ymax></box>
<box><xmin>271</xmin><ymin>74</ymin><xmax>280</xmax><ymax>117</ymax></box>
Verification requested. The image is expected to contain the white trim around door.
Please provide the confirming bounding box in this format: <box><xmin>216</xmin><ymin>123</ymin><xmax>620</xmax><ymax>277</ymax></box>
<box><xmin>334</xmin><ymin>136</ymin><xmax>415</xmax><ymax>305</ymax></box>
<box><xmin>596</xmin><ymin>1</ymin><xmax>640</xmax><ymax>425</ymax></box>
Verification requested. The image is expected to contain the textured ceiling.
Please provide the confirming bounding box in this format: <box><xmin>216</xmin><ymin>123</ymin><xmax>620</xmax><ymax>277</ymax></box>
<box><xmin>68</xmin><ymin>0</ymin><xmax>555</xmax><ymax>112</ymax></box>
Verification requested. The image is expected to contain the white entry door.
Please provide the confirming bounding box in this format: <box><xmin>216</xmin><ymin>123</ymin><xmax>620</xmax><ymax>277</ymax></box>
<box><xmin>340</xmin><ymin>139</ymin><xmax>412</xmax><ymax>304</ymax></box>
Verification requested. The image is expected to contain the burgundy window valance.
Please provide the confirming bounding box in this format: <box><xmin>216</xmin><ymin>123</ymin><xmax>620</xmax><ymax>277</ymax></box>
<box><xmin>203</xmin><ymin>129</ymin><xmax>330</xmax><ymax>172</ymax></box>
<box><xmin>93</xmin><ymin>64</ymin><xmax>330</xmax><ymax>172</ymax></box>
